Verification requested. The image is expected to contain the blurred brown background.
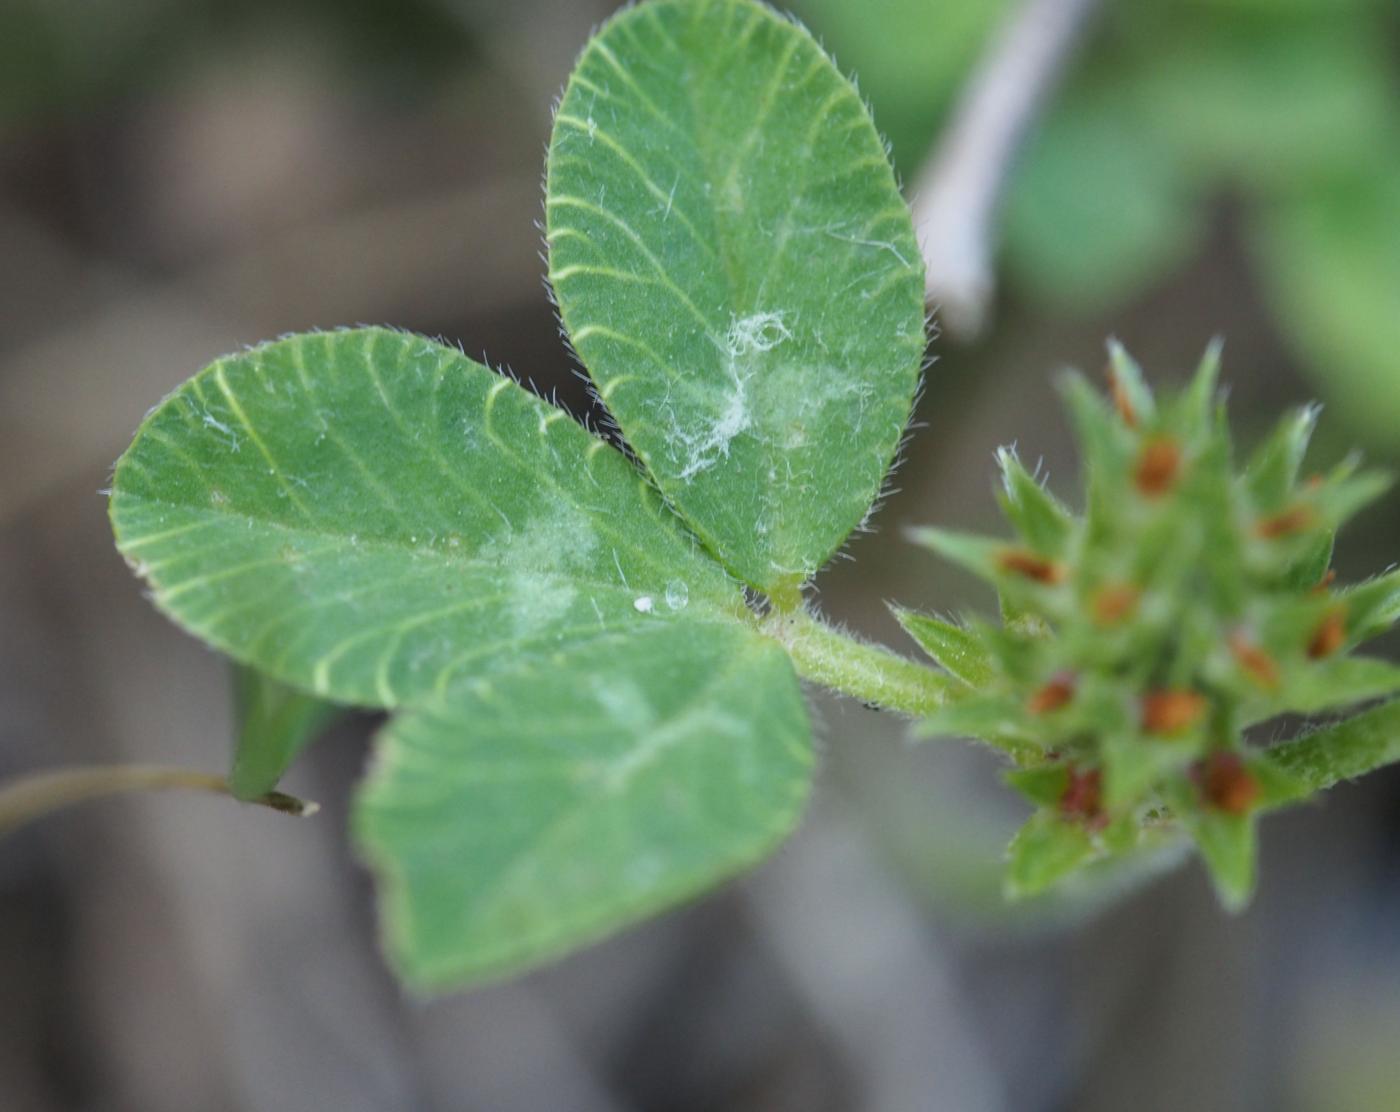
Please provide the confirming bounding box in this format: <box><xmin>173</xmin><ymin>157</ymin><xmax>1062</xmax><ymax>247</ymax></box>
<box><xmin>3</xmin><ymin>1</ymin><xmax>1400</xmax><ymax>1109</ymax></box>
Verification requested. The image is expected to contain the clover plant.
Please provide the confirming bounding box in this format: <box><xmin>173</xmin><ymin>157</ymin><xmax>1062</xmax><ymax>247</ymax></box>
<box><xmin>96</xmin><ymin>0</ymin><xmax>1400</xmax><ymax>990</ymax></box>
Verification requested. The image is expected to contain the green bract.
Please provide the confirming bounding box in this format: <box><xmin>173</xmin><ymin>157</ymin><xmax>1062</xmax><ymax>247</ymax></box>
<box><xmin>102</xmin><ymin>0</ymin><xmax>1400</xmax><ymax>993</ymax></box>
<box><xmin>901</xmin><ymin>344</ymin><xmax>1400</xmax><ymax>908</ymax></box>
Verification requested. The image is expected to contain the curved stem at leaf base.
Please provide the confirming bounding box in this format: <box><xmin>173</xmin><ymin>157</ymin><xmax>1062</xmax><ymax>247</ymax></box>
<box><xmin>0</xmin><ymin>764</ymin><xmax>319</xmax><ymax>839</ymax></box>
<box><xmin>762</xmin><ymin>607</ymin><xmax>958</xmax><ymax>718</ymax></box>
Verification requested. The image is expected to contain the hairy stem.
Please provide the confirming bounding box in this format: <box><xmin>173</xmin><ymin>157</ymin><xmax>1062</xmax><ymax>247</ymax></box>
<box><xmin>0</xmin><ymin>764</ymin><xmax>319</xmax><ymax>838</ymax></box>
<box><xmin>1262</xmin><ymin>699</ymin><xmax>1400</xmax><ymax>800</ymax></box>
<box><xmin>763</xmin><ymin>608</ymin><xmax>957</xmax><ymax>718</ymax></box>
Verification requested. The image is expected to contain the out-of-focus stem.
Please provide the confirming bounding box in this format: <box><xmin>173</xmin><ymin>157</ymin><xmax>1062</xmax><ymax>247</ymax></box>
<box><xmin>0</xmin><ymin>764</ymin><xmax>318</xmax><ymax>838</ymax></box>
<box><xmin>1262</xmin><ymin>700</ymin><xmax>1400</xmax><ymax>801</ymax></box>
<box><xmin>912</xmin><ymin>0</ymin><xmax>1099</xmax><ymax>337</ymax></box>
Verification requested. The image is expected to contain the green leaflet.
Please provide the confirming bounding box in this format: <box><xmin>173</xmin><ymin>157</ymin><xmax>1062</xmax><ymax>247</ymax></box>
<box><xmin>109</xmin><ymin>328</ymin><xmax>740</xmax><ymax>708</ymax></box>
<box><xmin>229</xmin><ymin>664</ymin><xmax>340</xmax><ymax>800</ymax></box>
<box><xmin>353</xmin><ymin>621</ymin><xmax>812</xmax><ymax>989</ymax></box>
<box><xmin>546</xmin><ymin>0</ymin><xmax>925</xmax><ymax>592</ymax></box>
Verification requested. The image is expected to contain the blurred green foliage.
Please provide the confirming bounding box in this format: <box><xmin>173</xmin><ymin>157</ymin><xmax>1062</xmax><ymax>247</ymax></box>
<box><xmin>792</xmin><ymin>0</ymin><xmax>1014</xmax><ymax>170</ymax></box>
<box><xmin>797</xmin><ymin>0</ymin><xmax>1400</xmax><ymax>453</ymax></box>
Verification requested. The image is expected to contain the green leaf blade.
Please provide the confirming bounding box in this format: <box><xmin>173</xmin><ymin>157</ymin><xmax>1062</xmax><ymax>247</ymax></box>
<box><xmin>110</xmin><ymin>328</ymin><xmax>740</xmax><ymax>708</ymax></box>
<box><xmin>353</xmin><ymin>621</ymin><xmax>813</xmax><ymax>990</ymax></box>
<box><xmin>547</xmin><ymin>0</ymin><xmax>926</xmax><ymax>591</ymax></box>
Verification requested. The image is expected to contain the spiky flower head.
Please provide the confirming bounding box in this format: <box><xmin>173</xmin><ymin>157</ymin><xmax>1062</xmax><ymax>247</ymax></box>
<box><xmin>896</xmin><ymin>343</ymin><xmax>1400</xmax><ymax>908</ymax></box>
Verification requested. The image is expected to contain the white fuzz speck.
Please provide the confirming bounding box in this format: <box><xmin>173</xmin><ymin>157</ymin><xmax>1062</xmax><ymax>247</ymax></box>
<box><xmin>726</xmin><ymin>311</ymin><xmax>791</xmax><ymax>355</ymax></box>
<box><xmin>633</xmin><ymin>595</ymin><xmax>655</xmax><ymax>614</ymax></box>
<box><xmin>673</xmin><ymin>310</ymin><xmax>792</xmax><ymax>482</ymax></box>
